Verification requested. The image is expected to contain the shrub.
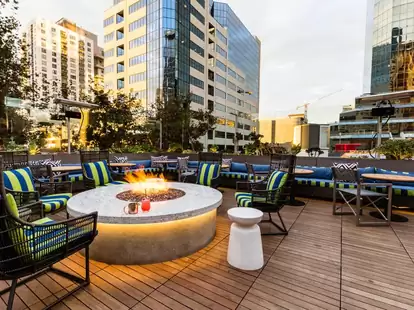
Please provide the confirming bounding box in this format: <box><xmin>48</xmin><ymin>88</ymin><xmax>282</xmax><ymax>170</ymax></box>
<box><xmin>375</xmin><ymin>139</ymin><xmax>414</xmax><ymax>160</ymax></box>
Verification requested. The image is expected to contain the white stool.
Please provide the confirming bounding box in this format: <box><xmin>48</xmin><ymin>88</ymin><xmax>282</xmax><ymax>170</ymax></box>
<box><xmin>227</xmin><ymin>208</ymin><xmax>264</xmax><ymax>270</ymax></box>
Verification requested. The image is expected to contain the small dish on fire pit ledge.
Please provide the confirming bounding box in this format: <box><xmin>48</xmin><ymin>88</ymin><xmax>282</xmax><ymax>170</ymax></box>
<box><xmin>124</xmin><ymin>202</ymin><xmax>141</xmax><ymax>215</ymax></box>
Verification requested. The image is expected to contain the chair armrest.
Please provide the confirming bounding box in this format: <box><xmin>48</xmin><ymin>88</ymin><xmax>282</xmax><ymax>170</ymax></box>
<box><xmin>39</xmin><ymin>181</ymin><xmax>73</xmax><ymax>196</ymax></box>
<box><xmin>83</xmin><ymin>176</ymin><xmax>97</xmax><ymax>190</ymax></box>
<box><xmin>5</xmin><ymin>188</ymin><xmax>40</xmax><ymax>206</ymax></box>
<box><xmin>111</xmin><ymin>171</ymin><xmax>125</xmax><ymax>181</ymax></box>
<box><xmin>236</xmin><ymin>181</ymin><xmax>253</xmax><ymax>192</ymax></box>
<box><xmin>18</xmin><ymin>200</ymin><xmax>44</xmax><ymax>220</ymax></box>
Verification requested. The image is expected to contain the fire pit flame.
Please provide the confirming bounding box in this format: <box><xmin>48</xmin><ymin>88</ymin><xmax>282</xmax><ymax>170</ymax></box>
<box><xmin>124</xmin><ymin>169</ymin><xmax>169</xmax><ymax>194</ymax></box>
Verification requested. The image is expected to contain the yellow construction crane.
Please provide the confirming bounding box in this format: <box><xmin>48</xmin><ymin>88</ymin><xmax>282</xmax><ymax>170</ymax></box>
<box><xmin>297</xmin><ymin>89</ymin><xmax>344</xmax><ymax>123</ymax></box>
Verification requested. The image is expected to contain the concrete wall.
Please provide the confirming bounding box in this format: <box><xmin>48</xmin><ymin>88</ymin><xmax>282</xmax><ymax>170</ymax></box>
<box><xmin>30</xmin><ymin>153</ymin><xmax>414</xmax><ymax>172</ymax></box>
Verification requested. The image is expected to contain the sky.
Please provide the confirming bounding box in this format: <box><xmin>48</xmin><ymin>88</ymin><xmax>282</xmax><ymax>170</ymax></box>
<box><xmin>16</xmin><ymin>0</ymin><xmax>369</xmax><ymax>124</ymax></box>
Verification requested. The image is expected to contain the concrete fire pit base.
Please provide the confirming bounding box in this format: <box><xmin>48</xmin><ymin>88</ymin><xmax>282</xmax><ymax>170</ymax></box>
<box><xmin>68</xmin><ymin>183</ymin><xmax>222</xmax><ymax>264</ymax></box>
<box><xmin>86</xmin><ymin>209</ymin><xmax>216</xmax><ymax>264</ymax></box>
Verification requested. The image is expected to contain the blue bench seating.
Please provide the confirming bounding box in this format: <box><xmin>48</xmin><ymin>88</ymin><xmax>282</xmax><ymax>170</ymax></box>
<box><xmin>295</xmin><ymin>166</ymin><xmax>414</xmax><ymax>197</ymax></box>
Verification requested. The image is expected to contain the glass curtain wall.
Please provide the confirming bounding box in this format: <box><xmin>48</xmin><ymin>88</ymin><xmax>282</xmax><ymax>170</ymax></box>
<box><xmin>371</xmin><ymin>0</ymin><xmax>414</xmax><ymax>93</ymax></box>
<box><xmin>146</xmin><ymin>0</ymin><xmax>190</xmax><ymax>106</ymax></box>
<box><xmin>212</xmin><ymin>3</ymin><xmax>260</xmax><ymax>102</ymax></box>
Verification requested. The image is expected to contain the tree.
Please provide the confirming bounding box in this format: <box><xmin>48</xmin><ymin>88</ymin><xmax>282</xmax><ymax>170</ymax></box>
<box><xmin>86</xmin><ymin>88</ymin><xmax>145</xmax><ymax>150</ymax></box>
<box><xmin>243</xmin><ymin>132</ymin><xmax>264</xmax><ymax>155</ymax></box>
<box><xmin>149</xmin><ymin>93</ymin><xmax>217</xmax><ymax>151</ymax></box>
<box><xmin>375</xmin><ymin>139</ymin><xmax>414</xmax><ymax>160</ymax></box>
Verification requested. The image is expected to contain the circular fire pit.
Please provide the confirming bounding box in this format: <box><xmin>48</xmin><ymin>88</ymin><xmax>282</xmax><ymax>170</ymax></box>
<box><xmin>67</xmin><ymin>183</ymin><xmax>222</xmax><ymax>265</ymax></box>
<box><xmin>116</xmin><ymin>188</ymin><xmax>185</xmax><ymax>202</ymax></box>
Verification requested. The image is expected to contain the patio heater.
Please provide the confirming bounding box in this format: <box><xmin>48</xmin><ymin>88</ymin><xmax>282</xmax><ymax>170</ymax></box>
<box><xmin>54</xmin><ymin>98</ymin><xmax>98</xmax><ymax>154</ymax></box>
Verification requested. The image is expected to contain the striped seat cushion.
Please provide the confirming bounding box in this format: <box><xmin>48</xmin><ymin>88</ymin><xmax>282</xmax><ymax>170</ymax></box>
<box><xmin>235</xmin><ymin>192</ymin><xmax>266</xmax><ymax>208</ymax></box>
<box><xmin>105</xmin><ymin>181</ymin><xmax>128</xmax><ymax>186</ymax></box>
<box><xmin>83</xmin><ymin>161</ymin><xmax>113</xmax><ymax>186</ymax></box>
<box><xmin>197</xmin><ymin>163</ymin><xmax>221</xmax><ymax>187</ymax></box>
<box><xmin>3</xmin><ymin>167</ymin><xmax>36</xmax><ymax>192</ymax></box>
<box><xmin>15</xmin><ymin>217</ymin><xmax>93</xmax><ymax>259</ymax></box>
<box><xmin>40</xmin><ymin>193</ymin><xmax>72</xmax><ymax>212</ymax></box>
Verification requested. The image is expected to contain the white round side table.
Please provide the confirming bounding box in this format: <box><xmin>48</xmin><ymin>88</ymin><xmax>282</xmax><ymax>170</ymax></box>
<box><xmin>227</xmin><ymin>207</ymin><xmax>264</xmax><ymax>270</ymax></box>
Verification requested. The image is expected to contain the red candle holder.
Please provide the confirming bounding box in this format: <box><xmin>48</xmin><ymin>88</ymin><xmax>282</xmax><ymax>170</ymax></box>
<box><xmin>141</xmin><ymin>199</ymin><xmax>151</xmax><ymax>212</ymax></box>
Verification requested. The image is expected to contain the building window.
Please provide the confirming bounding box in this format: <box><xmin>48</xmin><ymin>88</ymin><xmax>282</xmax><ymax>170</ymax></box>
<box><xmin>116</xmin><ymin>29</ymin><xmax>124</xmax><ymax>40</ymax></box>
<box><xmin>129</xmin><ymin>71</ymin><xmax>146</xmax><ymax>84</ymax></box>
<box><xmin>104</xmin><ymin>32</ymin><xmax>114</xmax><ymax>43</ymax></box>
<box><xmin>117</xmin><ymin>78</ymin><xmax>125</xmax><ymax>89</ymax></box>
<box><xmin>41</xmin><ymin>48</ymin><xmax>47</xmax><ymax>53</ymax></box>
<box><xmin>104</xmin><ymin>64</ymin><xmax>115</xmax><ymax>74</ymax></box>
<box><xmin>215</xmin><ymin>102</ymin><xmax>226</xmax><ymax>112</ymax></box>
<box><xmin>42</xmin><ymin>60</ymin><xmax>47</xmax><ymax>66</ymax></box>
<box><xmin>215</xmin><ymin>131</ymin><xmax>225</xmax><ymax>138</ymax></box>
<box><xmin>51</xmin><ymin>28</ymin><xmax>56</xmax><ymax>32</ymax></box>
<box><xmin>196</xmin><ymin>0</ymin><xmax>205</xmax><ymax>8</ymax></box>
<box><xmin>117</xmin><ymin>62</ymin><xmax>125</xmax><ymax>73</ymax></box>
<box><xmin>52</xmin><ymin>58</ymin><xmax>57</xmax><ymax>63</ymax></box>
<box><xmin>129</xmin><ymin>0</ymin><xmax>146</xmax><ymax>14</ymax></box>
<box><xmin>190</xmin><ymin>23</ymin><xmax>205</xmax><ymax>41</ymax></box>
<box><xmin>216</xmin><ymin>30</ymin><xmax>227</xmax><ymax>45</ymax></box>
<box><xmin>215</xmin><ymin>73</ymin><xmax>226</xmax><ymax>85</ymax></box>
<box><xmin>70</xmin><ymin>75</ymin><xmax>76</xmax><ymax>80</ymax></box>
<box><xmin>129</xmin><ymin>35</ymin><xmax>146</xmax><ymax>49</ymax></box>
<box><xmin>129</xmin><ymin>53</ymin><xmax>146</xmax><ymax>66</ymax></box>
<box><xmin>104</xmin><ymin>16</ymin><xmax>115</xmax><ymax>27</ymax></box>
<box><xmin>117</xmin><ymin>45</ymin><xmax>124</xmax><ymax>56</ymax></box>
<box><xmin>42</xmin><ymin>67</ymin><xmax>47</xmax><ymax>72</ymax></box>
<box><xmin>190</xmin><ymin>58</ymin><xmax>204</xmax><ymax>73</ymax></box>
<box><xmin>216</xmin><ymin>60</ymin><xmax>226</xmax><ymax>72</ymax></box>
<box><xmin>190</xmin><ymin>40</ymin><xmax>204</xmax><ymax>57</ymax></box>
<box><xmin>191</xmin><ymin>94</ymin><xmax>204</xmax><ymax>105</ymax></box>
<box><xmin>52</xmin><ymin>64</ymin><xmax>57</xmax><ymax>69</ymax></box>
<box><xmin>52</xmin><ymin>52</ymin><xmax>57</xmax><ymax>57</ymax></box>
<box><xmin>228</xmin><ymin>81</ymin><xmax>236</xmax><ymax>91</ymax></box>
<box><xmin>227</xmin><ymin>94</ymin><xmax>237</xmax><ymax>103</ymax></box>
<box><xmin>104</xmin><ymin>48</ymin><xmax>114</xmax><ymax>57</ymax></box>
<box><xmin>116</xmin><ymin>11</ymin><xmax>124</xmax><ymax>24</ymax></box>
<box><xmin>216</xmin><ymin>44</ymin><xmax>227</xmax><ymax>58</ymax></box>
<box><xmin>129</xmin><ymin>17</ymin><xmax>146</xmax><ymax>32</ymax></box>
<box><xmin>228</xmin><ymin>67</ymin><xmax>237</xmax><ymax>79</ymax></box>
<box><xmin>237</xmin><ymin>74</ymin><xmax>245</xmax><ymax>83</ymax></box>
<box><xmin>190</xmin><ymin>75</ymin><xmax>204</xmax><ymax>89</ymax></box>
<box><xmin>190</xmin><ymin>5</ymin><xmax>205</xmax><ymax>24</ymax></box>
<box><xmin>216</xmin><ymin>88</ymin><xmax>226</xmax><ymax>99</ymax></box>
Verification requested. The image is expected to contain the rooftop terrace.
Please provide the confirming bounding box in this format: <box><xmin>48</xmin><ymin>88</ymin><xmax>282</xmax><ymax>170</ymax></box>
<box><xmin>1</xmin><ymin>189</ymin><xmax>414</xmax><ymax>310</ymax></box>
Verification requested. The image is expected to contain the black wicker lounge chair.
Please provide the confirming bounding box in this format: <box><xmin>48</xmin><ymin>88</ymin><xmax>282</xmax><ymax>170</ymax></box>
<box><xmin>0</xmin><ymin>157</ymin><xmax>98</xmax><ymax>310</ymax></box>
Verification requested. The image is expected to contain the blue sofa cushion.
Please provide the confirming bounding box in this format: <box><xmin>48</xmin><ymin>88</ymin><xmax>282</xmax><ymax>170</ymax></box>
<box><xmin>231</xmin><ymin>162</ymin><xmax>248</xmax><ymax>173</ymax></box>
<box><xmin>295</xmin><ymin>178</ymin><xmax>356</xmax><ymax>189</ymax></box>
<box><xmin>252</xmin><ymin>164</ymin><xmax>270</xmax><ymax>173</ymax></box>
<box><xmin>130</xmin><ymin>160</ymin><xmax>151</xmax><ymax>168</ymax></box>
<box><xmin>188</xmin><ymin>161</ymin><xmax>199</xmax><ymax>169</ymax></box>
<box><xmin>375</xmin><ymin>169</ymin><xmax>414</xmax><ymax>187</ymax></box>
<box><xmin>297</xmin><ymin>166</ymin><xmax>332</xmax><ymax>180</ymax></box>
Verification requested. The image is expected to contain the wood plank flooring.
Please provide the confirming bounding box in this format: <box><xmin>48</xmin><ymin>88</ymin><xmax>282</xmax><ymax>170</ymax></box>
<box><xmin>1</xmin><ymin>188</ymin><xmax>414</xmax><ymax>309</ymax></box>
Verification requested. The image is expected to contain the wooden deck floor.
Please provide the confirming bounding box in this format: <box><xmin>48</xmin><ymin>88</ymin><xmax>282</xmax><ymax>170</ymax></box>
<box><xmin>2</xmin><ymin>188</ymin><xmax>414</xmax><ymax>310</ymax></box>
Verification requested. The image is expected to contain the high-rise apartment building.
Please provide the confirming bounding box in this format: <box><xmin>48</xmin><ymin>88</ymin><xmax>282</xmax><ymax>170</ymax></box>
<box><xmin>22</xmin><ymin>18</ymin><xmax>104</xmax><ymax>101</ymax></box>
<box><xmin>103</xmin><ymin>0</ymin><xmax>261</xmax><ymax>151</ymax></box>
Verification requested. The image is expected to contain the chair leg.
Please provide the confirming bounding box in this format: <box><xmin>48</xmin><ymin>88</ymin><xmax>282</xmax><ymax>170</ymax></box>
<box><xmin>85</xmin><ymin>246</ymin><xmax>90</xmax><ymax>284</ymax></box>
<box><xmin>7</xmin><ymin>279</ymin><xmax>17</xmax><ymax>310</ymax></box>
<box><xmin>261</xmin><ymin>212</ymin><xmax>288</xmax><ymax>236</ymax></box>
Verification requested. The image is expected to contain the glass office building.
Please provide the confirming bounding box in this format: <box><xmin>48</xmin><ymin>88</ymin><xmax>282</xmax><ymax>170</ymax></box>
<box><xmin>371</xmin><ymin>0</ymin><xmax>414</xmax><ymax>93</ymax></box>
<box><xmin>329</xmin><ymin>0</ymin><xmax>414</xmax><ymax>151</ymax></box>
<box><xmin>212</xmin><ymin>3</ymin><xmax>261</xmax><ymax>103</ymax></box>
<box><xmin>104</xmin><ymin>0</ymin><xmax>261</xmax><ymax>150</ymax></box>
